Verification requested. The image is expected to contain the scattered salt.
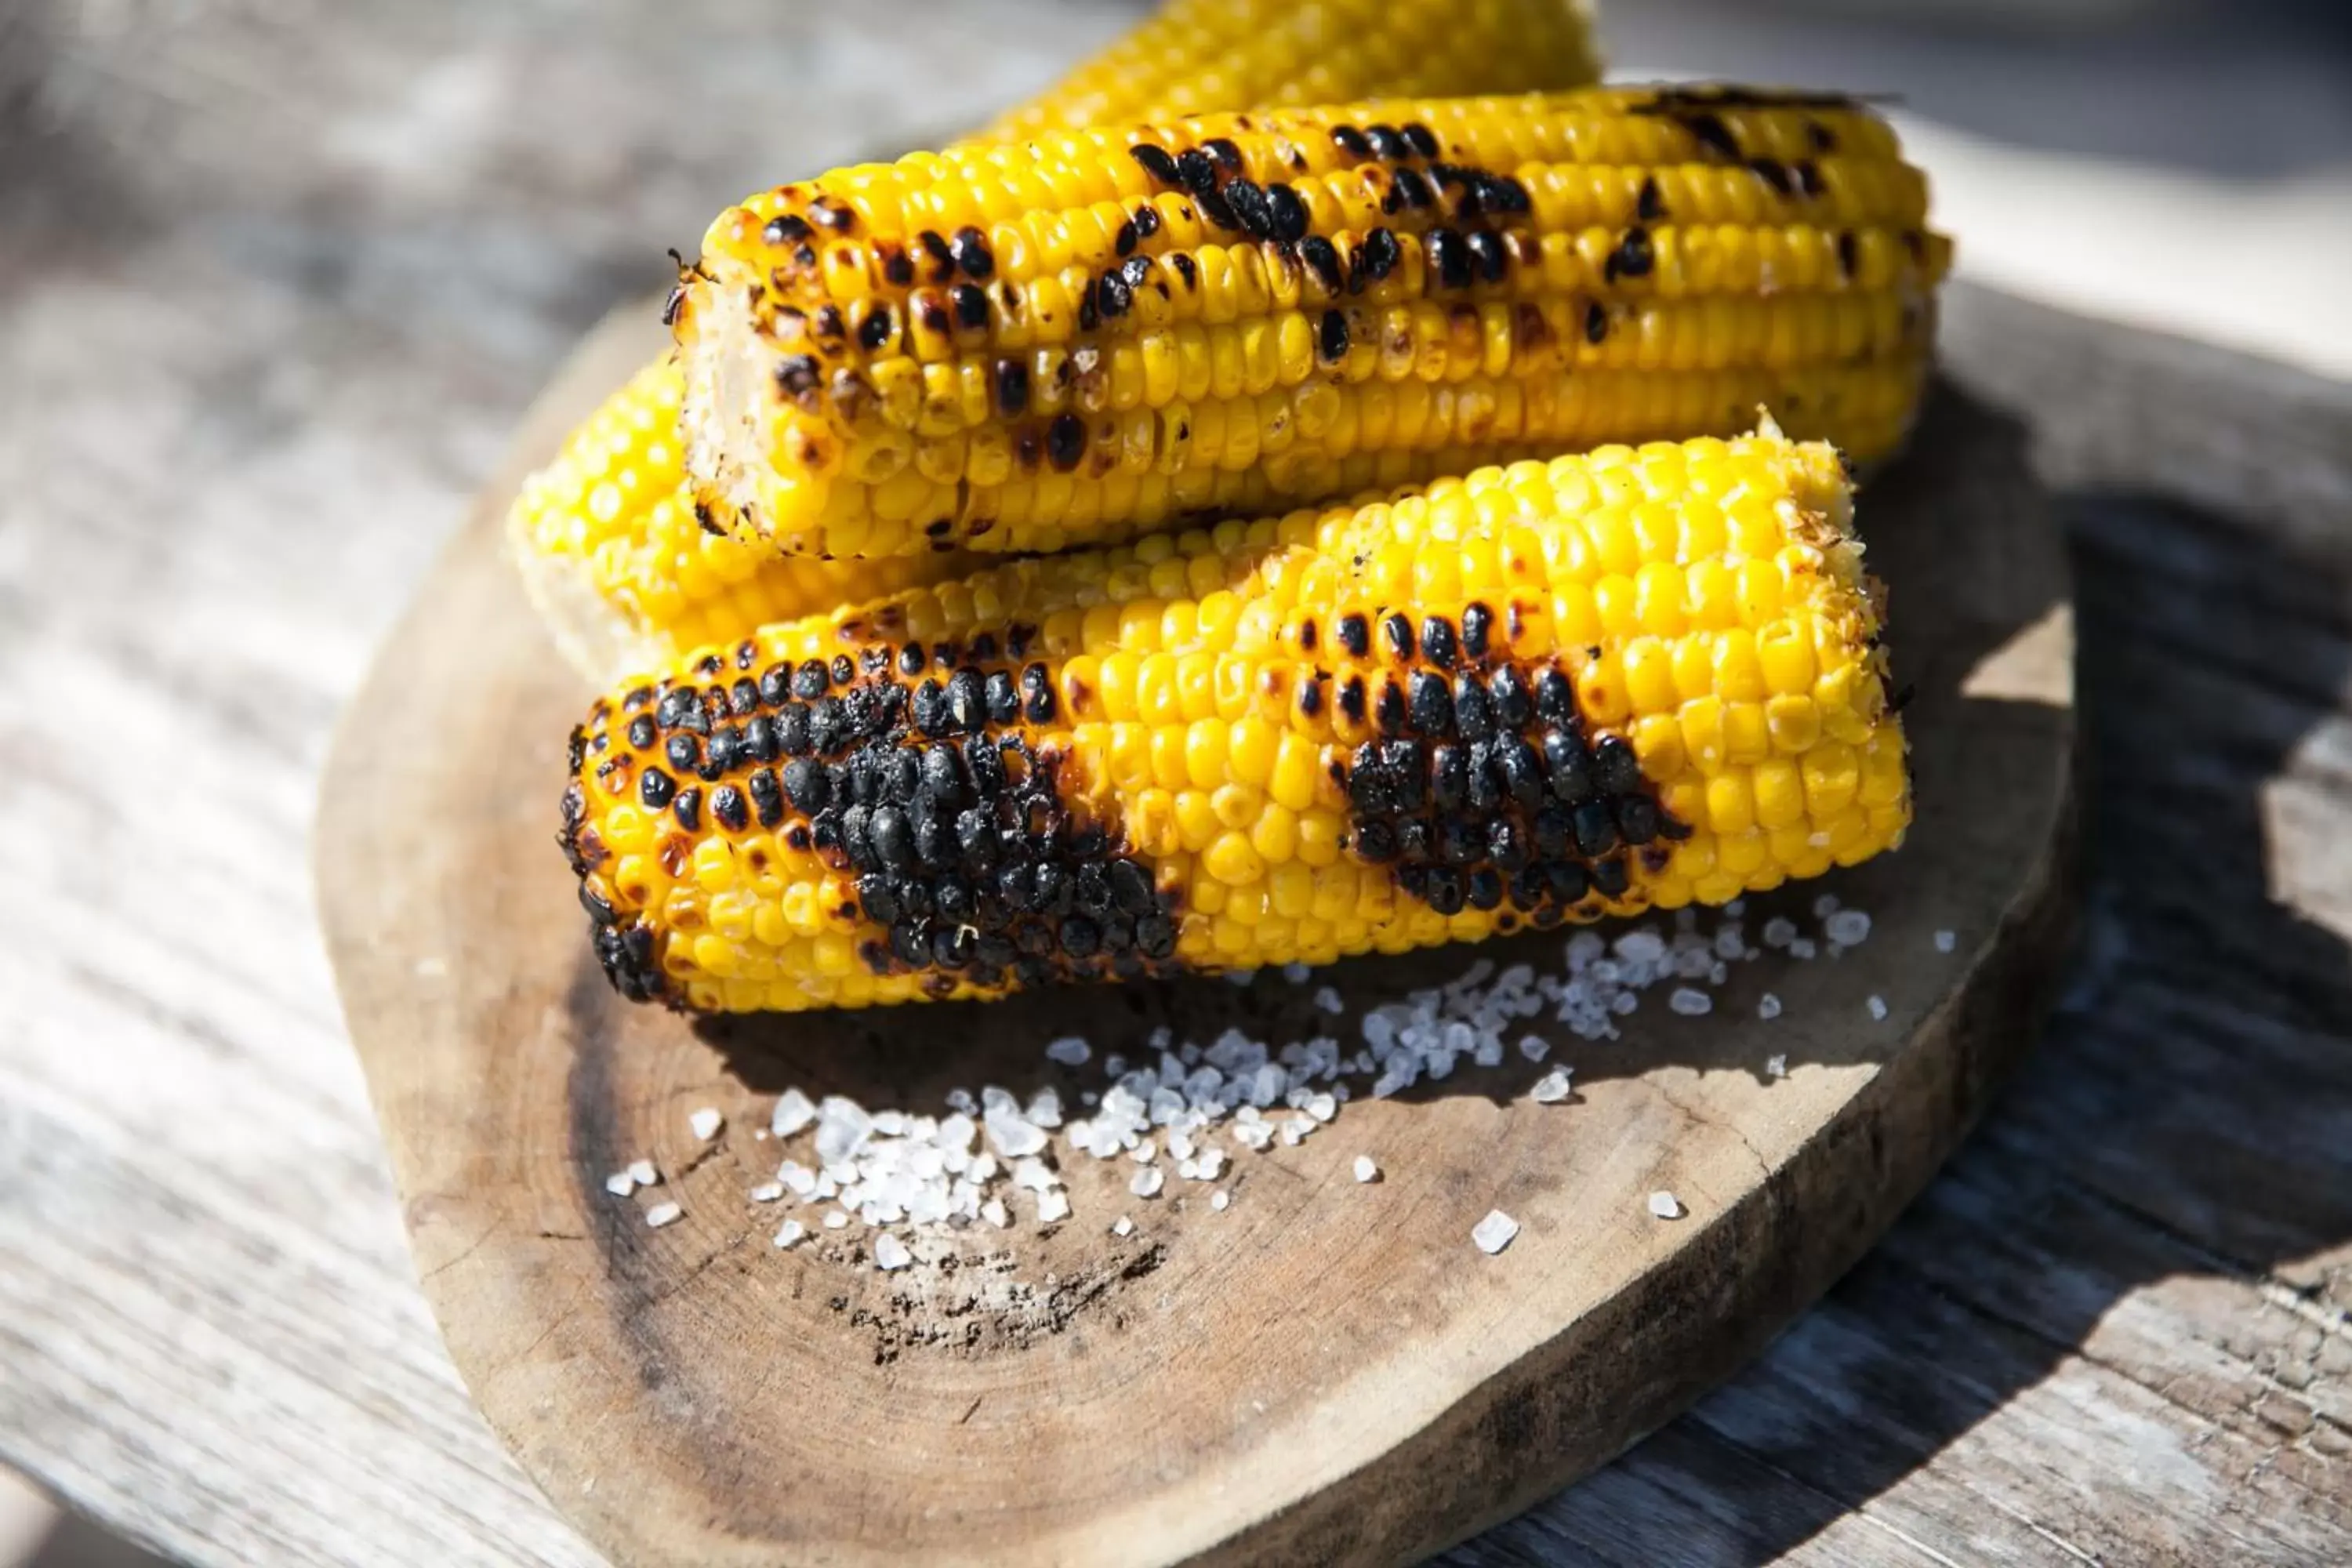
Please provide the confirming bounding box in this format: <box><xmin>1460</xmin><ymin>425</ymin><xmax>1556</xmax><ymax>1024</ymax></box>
<box><xmin>626</xmin><ymin>1159</ymin><xmax>659</xmax><ymax>1188</ymax></box>
<box><xmin>1648</xmin><ymin>1190</ymin><xmax>1684</xmax><ymax>1220</ymax></box>
<box><xmin>1210</xmin><ymin>1189</ymin><xmax>1231</xmax><ymax>1211</ymax></box>
<box><xmin>1668</xmin><ymin>987</ymin><xmax>1713</xmax><ymax>1017</ymax></box>
<box><xmin>1283</xmin><ymin>962</ymin><xmax>1313</xmax><ymax>984</ymax></box>
<box><xmin>981</xmin><ymin>1198</ymin><xmax>1010</xmax><ymax>1229</ymax></box>
<box><xmin>1045</xmin><ymin>1036</ymin><xmax>1092</xmax><ymax>1067</ymax></box>
<box><xmin>689</xmin><ymin>1107</ymin><xmax>723</xmax><ymax>1142</ymax></box>
<box><xmin>873</xmin><ymin>1234</ymin><xmax>912</xmax><ymax>1271</ymax></box>
<box><xmin>1531</xmin><ymin>1068</ymin><xmax>1575</xmax><ymax>1104</ymax></box>
<box><xmin>1314</xmin><ymin>985</ymin><xmax>1345</xmax><ymax>1014</ymax></box>
<box><xmin>644</xmin><ymin>1202</ymin><xmax>682</xmax><ymax>1229</ymax></box>
<box><xmin>1131</xmin><ymin>1167</ymin><xmax>1165</xmax><ymax>1199</ymax></box>
<box><xmin>1757</xmin><ymin>993</ymin><xmax>1783</xmax><ymax>1021</ymax></box>
<box><xmin>1353</xmin><ymin>1156</ymin><xmax>1380</xmax><ymax>1184</ymax></box>
<box><xmin>1934</xmin><ymin>929</ymin><xmax>1958</xmax><ymax>953</ymax></box>
<box><xmin>1035</xmin><ymin>1189</ymin><xmax>1072</xmax><ymax>1224</ymax></box>
<box><xmin>1766</xmin><ymin>1054</ymin><xmax>1788</xmax><ymax>1079</ymax></box>
<box><xmin>603</xmin><ymin>1171</ymin><xmax>634</xmax><ymax>1197</ymax></box>
<box><xmin>749</xmin><ymin>1182</ymin><xmax>786</xmax><ymax>1203</ymax></box>
<box><xmin>1112</xmin><ymin>1216</ymin><xmax>1134</xmax><ymax>1237</ymax></box>
<box><xmin>1472</xmin><ymin>1210</ymin><xmax>1519</xmax><ymax>1254</ymax></box>
<box><xmin>1518</xmin><ymin>1034</ymin><xmax>1550</xmax><ymax>1062</ymax></box>
<box><xmin>822</xmin><ymin>1210</ymin><xmax>851</xmax><ymax>1230</ymax></box>
<box><xmin>772</xmin><ymin>1220</ymin><xmax>806</xmax><ymax>1249</ymax></box>
<box><xmin>1867</xmin><ymin>995</ymin><xmax>1889</xmax><ymax>1022</ymax></box>
<box><xmin>1762</xmin><ymin>916</ymin><xmax>1798</xmax><ymax>949</ymax></box>
<box><xmin>1811</xmin><ymin>893</ymin><xmax>1841</xmax><ymax>919</ymax></box>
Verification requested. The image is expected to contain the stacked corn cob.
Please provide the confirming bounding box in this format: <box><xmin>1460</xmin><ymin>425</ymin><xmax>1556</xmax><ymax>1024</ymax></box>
<box><xmin>673</xmin><ymin>87</ymin><xmax>1943</xmax><ymax>563</ymax></box>
<box><xmin>510</xmin><ymin>0</ymin><xmax>1605</xmax><ymax>682</ymax></box>
<box><xmin>564</xmin><ymin>425</ymin><xmax>1908</xmax><ymax>1012</ymax></box>
<box><xmin>544</xmin><ymin>6</ymin><xmax>1945</xmax><ymax>1014</ymax></box>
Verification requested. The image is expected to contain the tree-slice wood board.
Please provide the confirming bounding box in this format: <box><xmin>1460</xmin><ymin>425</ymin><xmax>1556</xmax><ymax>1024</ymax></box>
<box><xmin>315</xmin><ymin>303</ymin><xmax>2077</xmax><ymax>1568</ymax></box>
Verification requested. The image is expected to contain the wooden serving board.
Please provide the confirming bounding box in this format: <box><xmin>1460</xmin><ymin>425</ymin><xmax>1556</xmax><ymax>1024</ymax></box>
<box><xmin>315</xmin><ymin>306</ymin><xmax>2077</xmax><ymax>1568</ymax></box>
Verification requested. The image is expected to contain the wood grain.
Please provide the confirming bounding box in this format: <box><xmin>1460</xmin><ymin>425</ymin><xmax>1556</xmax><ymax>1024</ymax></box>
<box><xmin>310</xmin><ymin>293</ymin><xmax>2075</xmax><ymax>1565</ymax></box>
<box><xmin>5</xmin><ymin>2</ymin><xmax>2350</xmax><ymax>1563</ymax></box>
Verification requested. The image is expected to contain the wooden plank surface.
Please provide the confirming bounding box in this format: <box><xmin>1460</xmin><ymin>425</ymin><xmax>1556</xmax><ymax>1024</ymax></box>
<box><xmin>2</xmin><ymin>2</ymin><xmax>2348</xmax><ymax>1565</ymax></box>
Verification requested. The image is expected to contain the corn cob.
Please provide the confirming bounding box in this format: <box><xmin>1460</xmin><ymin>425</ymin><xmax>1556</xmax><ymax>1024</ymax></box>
<box><xmin>982</xmin><ymin>0</ymin><xmax>1600</xmax><ymax>143</ymax></box>
<box><xmin>673</xmin><ymin>85</ymin><xmax>1949</xmax><ymax>564</ymax></box>
<box><xmin>511</xmin><ymin>0</ymin><xmax>1606</xmax><ymax>684</ymax></box>
<box><xmin>564</xmin><ymin>422</ymin><xmax>1909</xmax><ymax>1014</ymax></box>
<box><xmin>507</xmin><ymin>356</ymin><xmax>975</xmax><ymax>677</ymax></box>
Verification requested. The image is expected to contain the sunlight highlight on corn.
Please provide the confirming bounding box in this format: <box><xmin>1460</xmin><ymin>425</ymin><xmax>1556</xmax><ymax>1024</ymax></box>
<box><xmin>676</xmin><ymin>85</ymin><xmax>1948</xmax><ymax>561</ymax></box>
<box><xmin>563</xmin><ymin>422</ymin><xmax>1909</xmax><ymax>1013</ymax></box>
<box><xmin>983</xmin><ymin>0</ymin><xmax>1599</xmax><ymax>142</ymax></box>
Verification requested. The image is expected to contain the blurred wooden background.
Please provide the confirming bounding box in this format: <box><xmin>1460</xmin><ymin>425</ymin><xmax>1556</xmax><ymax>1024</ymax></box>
<box><xmin>2</xmin><ymin>1</ymin><xmax>2349</xmax><ymax>1564</ymax></box>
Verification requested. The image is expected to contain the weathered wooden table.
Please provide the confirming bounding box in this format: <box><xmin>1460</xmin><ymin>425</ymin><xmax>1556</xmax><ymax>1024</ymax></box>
<box><xmin>3</xmin><ymin>3</ymin><xmax>2347</xmax><ymax>1564</ymax></box>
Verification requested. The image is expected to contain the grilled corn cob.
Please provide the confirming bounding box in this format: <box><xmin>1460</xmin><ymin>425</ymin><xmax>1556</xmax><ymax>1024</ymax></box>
<box><xmin>564</xmin><ymin>421</ymin><xmax>1908</xmax><ymax>1013</ymax></box>
<box><xmin>512</xmin><ymin>0</ymin><xmax>1606</xmax><ymax>683</ymax></box>
<box><xmin>508</xmin><ymin>356</ymin><xmax>975</xmax><ymax>677</ymax></box>
<box><xmin>674</xmin><ymin>85</ymin><xmax>1948</xmax><ymax>563</ymax></box>
<box><xmin>983</xmin><ymin>0</ymin><xmax>1600</xmax><ymax>142</ymax></box>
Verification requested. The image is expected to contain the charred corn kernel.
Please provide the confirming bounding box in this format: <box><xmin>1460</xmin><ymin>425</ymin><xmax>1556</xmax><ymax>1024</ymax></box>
<box><xmin>563</xmin><ymin>422</ymin><xmax>1907</xmax><ymax>1011</ymax></box>
<box><xmin>677</xmin><ymin>86</ymin><xmax>1947</xmax><ymax>559</ymax></box>
<box><xmin>506</xmin><ymin>357</ymin><xmax>978</xmax><ymax>682</ymax></box>
<box><xmin>986</xmin><ymin>0</ymin><xmax>1597</xmax><ymax>141</ymax></box>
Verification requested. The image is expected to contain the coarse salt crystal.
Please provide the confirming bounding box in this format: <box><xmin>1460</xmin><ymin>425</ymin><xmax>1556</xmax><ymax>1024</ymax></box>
<box><xmin>1824</xmin><ymin>909</ymin><xmax>1872</xmax><ymax>947</ymax></box>
<box><xmin>1757</xmin><ymin>993</ymin><xmax>1783</xmax><ymax>1021</ymax></box>
<box><xmin>1766</xmin><ymin>1054</ymin><xmax>1788</xmax><ymax>1079</ymax></box>
<box><xmin>1531</xmin><ymin>1068</ymin><xmax>1574</xmax><ymax>1104</ymax></box>
<box><xmin>1131</xmin><ymin>1139</ymin><xmax>1157</xmax><ymax>1163</ymax></box>
<box><xmin>1353</xmin><ymin>1156</ymin><xmax>1380</xmax><ymax>1183</ymax></box>
<box><xmin>1761</xmin><ymin>916</ymin><xmax>1798</xmax><ymax>949</ymax></box>
<box><xmin>1934</xmin><ymin>929</ymin><xmax>1958</xmax><ymax>953</ymax></box>
<box><xmin>1788</xmin><ymin>938</ymin><xmax>1817</xmax><ymax>960</ymax></box>
<box><xmin>1812</xmin><ymin>893</ymin><xmax>1841</xmax><ymax>919</ymax></box>
<box><xmin>771</xmin><ymin>1088</ymin><xmax>817</xmax><ymax>1138</ymax></box>
<box><xmin>1668</xmin><ymin>987</ymin><xmax>1712</xmax><ymax>1017</ymax></box>
<box><xmin>1867</xmin><ymin>995</ymin><xmax>1889</xmax><ymax>1021</ymax></box>
<box><xmin>1035</xmin><ymin>1189</ymin><xmax>1072</xmax><ymax>1223</ymax></box>
<box><xmin>772</xmin><ymin>1220</ymin><xmax>806</xmax><ymax>1249</ymax></box>
<box><xmin>1648</xmin><ymin>1190</ymin><xmax>1684</xmax><ymax>1220</ymax></box>
<box><xmin>1131</xmin><ymin>1167</ymin><xmax>1165</xmax><ymax>1198</ymax></box>
<box><xmin>750</xmin><ymin>1182</ymin><xmax>786</xmax><ymax>1203</ymax></box>
<box><xmin>981</xmin><ymin>1198</ymin><xmax>1010</xmax><ymax>1229</ymax></box>
<box><xmin>1518</xmin><ymin>1034</ymin><xmax>1550</xmax><ymax>1062</ymax></box>
<box><xmin>1210</xmin><ymin>1189</ymin><xmax>1231</xmax><ymax>1211</ymax></box>
<box><xmin>1283</xmin><ymin>962</ymin><xmax>1313</xmax><ymax>984</ymax></box>
<box><xmin>1472</xmin><ymin>1210</ymin><xmax>1519</xmax><ymax>1254</ymax></box>
<box><xmin>627</xmin><ymin>1159</ymin><xmax>659</xmax><ymax>1188</ymax></box>
<box><xmin>645</xmin><ymin>1202</ymin><xmax>682</xmax><ymax>1229</ymax></box>
<box><xmin>604</xmin><ymin>1171</ymin><xmax>634</xmax><ymax>1197</ymax></box>
<box><xmin>1112</xmin><ymin>1216</ymin><xmax>1134</xmax><ymax>1237</ymax></box>
<box><xmin>1314</xmin><ymin>985</ymin><xmax>1345</xmax><ymax>1014</ymax></box>
<box><xmin>689</xmin><ymin>1107</ymin><xmax>723</xmax><ymax>1142</ymax></box>
<box><xmin>873</xmin><ymin>1234</ymin><xmax>912</xmax><ymax>1271</ymax></box>
<box><xmin>823</xmin><ymin>1210</ymin><xmax>851</xmax><ymax>1230</ymax></box>
<box><xmin>1045</xmin><ymin>1036</ymin><xmax>1093</xmax><ymax>1066</ymax></box>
